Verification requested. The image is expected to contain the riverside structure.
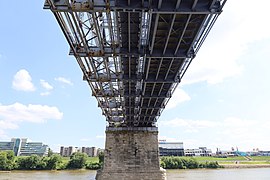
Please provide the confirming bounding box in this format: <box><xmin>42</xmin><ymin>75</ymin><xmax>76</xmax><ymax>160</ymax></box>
<box><xmin>0</xmin><ymin>138</ymin><xmax>48</xmax><ymax>156</ymax></box>
<box><xmin>44</xmin><ymin>0</ymin><xmax>226</xmax><ymax>179</ymax></box>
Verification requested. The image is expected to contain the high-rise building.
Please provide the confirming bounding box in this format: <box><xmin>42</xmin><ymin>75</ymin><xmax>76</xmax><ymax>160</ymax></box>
<box><xmin>60</xmin><ymin>146</ymin><xmax>99</xmax><ymax>157</ymax></box>
<box><xmin>82</xmin><ymin>147</ymin><xmax>97</xmax><ymax>157</ymax></box>
<box><xmin>0</xmin><ymin>138</ymin><xmax>48</xmax><ymax>156</ymax></box>
<box><xmin>60</xmin><ymin>146</ymin><xmax>75</xmax><ymax>157</ymax></box>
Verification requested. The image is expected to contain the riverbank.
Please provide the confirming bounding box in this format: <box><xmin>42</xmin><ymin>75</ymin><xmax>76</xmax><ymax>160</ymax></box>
<box><xmin>160</xmin><ymin>156</ymin><xmax>270</xmax><ymax>170</ymax></box>
<box><xmin>221</xmin><ymin>164</ymin><xmax>270</xmax><ymax>168</ymax></box>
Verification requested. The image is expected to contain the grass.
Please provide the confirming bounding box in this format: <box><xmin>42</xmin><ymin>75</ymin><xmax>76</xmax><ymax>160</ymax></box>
<box><xmin>177</xmin><ymin>156</ymin><xmax>270</xmax><ymax>165</ymax></box>
<box><xmin>239</xmin><ymin>161</ymin><xmax>270</xmax><ymax>164</ymax></box>
<box><xmin>62</xmin><ymin>156</ymin><xmax>99</xmax><ymax>164</ymax></box>
<box><xmin>180</xmin><ymin>156</ymin><xmax>246</xmax><ymax>162</ymax></box>
<box><xmin>248</xmin><ymin>156</ymin><xmax>270</xmax><ymax>161</ymax></box>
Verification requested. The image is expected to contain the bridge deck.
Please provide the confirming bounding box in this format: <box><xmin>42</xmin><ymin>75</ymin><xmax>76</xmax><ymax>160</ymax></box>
<box><xmin>44</xmin><ymin>0</ymin><xmax>226</xmax><ymax>127</ymax></box>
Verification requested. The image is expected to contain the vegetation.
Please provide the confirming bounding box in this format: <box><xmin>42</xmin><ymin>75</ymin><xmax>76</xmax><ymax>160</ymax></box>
<box><xmin>1</xmin><ymin>150</ymin><xmax>270</xmax><ymax>171</ymax></box>
<box><xmin>66</xmin><ymin>152</ymin><xmax>88</xmax><ymax>169</ymax></box>
<box><xmin>0</xmin><ymin>151</ymin><xmax>15</xmax><ymax>170</ymax></box>
<box><xmin>16</xmin><ymin>154</ymin><xmax>63</xmax><ymax>170</ymax></box>
<box><xmin>0</xmin><ymin>151</ymin><xmax>101</xmax><ymax>171</ymax></box>
<box><xmin>160</xmin><ymin>156</ymin><xmax>222</xmax><ymax>169</ymax></box>
<box><xmin>86</xmin><ymin>151</ymin><xmax>104</xmax><ymax>170</ymax></box>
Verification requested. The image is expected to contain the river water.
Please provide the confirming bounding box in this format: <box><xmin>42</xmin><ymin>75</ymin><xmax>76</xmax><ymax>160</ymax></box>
<box><xmin>1</xmin><ymin>168</ymin><xmax>270</xmax><ymax>180</ymax></box>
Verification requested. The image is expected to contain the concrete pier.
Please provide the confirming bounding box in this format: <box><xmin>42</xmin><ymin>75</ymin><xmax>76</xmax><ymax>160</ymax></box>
<box><xmin>96</xmin><ymin>127</ymin><xmax>166</xmax><ymax>180</ymax></box>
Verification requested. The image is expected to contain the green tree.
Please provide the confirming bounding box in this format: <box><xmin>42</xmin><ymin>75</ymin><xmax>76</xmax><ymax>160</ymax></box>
<box><xmin>183</xmin><ymin>158</ymin><xmax>199</xmax><ymax>169</ymax></box>
<box><xmin>47</xmin><ymin>148</ymin><xmax>53</xmax><ymax>157</ymax></box>
<box><xmin>46</xmin><ymin>154</ymin><xmax>62</xmax><ymax>170</ymax></box>
<box><xmin>0</xmin><ymin>151</ymin><xmax>8</xmax><ymax>170</ymax></box>
<box><xmin>86</xmin><ymin>162</ymin><xmax>101</xmax><ymax>170</ymax></box>
<box><xmin>16</xmin><ymin>155</ymin><xmax>45</xmax><ymax>170</ymax></box>
<box><xmin>0</xmin><ymin>151</ymin><xmax>15</xmax><ymax>170</ymax></box>
<box><xmin>67</xmin><ymin>152</ymin><xmax>88</xmax><ymax>169</ymax></box>
<box><xmin>98</xmin><ymin>151</ymin><xmax>104</xmax><ymax>164</ymax></box>
<box><xmin>203</xmin><ymin>161</ymin><xmax>222</xmax><ymax>168</ymax></box>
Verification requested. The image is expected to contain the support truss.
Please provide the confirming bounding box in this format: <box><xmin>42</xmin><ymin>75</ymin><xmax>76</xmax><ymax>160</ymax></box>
<box><xmin>44</xmin><ymin>0</ymin><xmax>226</xmax><ymax>127</ymax></box>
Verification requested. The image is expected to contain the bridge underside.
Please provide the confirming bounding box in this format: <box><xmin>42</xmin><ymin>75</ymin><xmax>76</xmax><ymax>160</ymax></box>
<box><xmin>44</xmin><ymin>0</ymin><xmax>225</xmax><ymax>127</ymax></box>
<box><xmin>44</xmin><ymin>0</ymin><xmax>225</xmax><ymax>179</ymax></box>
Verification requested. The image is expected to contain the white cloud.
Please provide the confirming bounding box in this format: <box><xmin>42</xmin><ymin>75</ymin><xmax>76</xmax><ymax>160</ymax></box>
<box><xmin>160</xmin><ymin>118</ymin><xmax>217</xmax><ymax>133</ymax></box>
<box><xmin>0</xmin><ymin>120</ymin><xmax>18</xmax><ymax>129</ymax></box>
<box><xmin>182</xmin><ymin>0</ymin><xmax>270</xmax><ymax>85</ymax></box>
<box><xmin>0</xmin><ymin>102</ymin><xmax>63</xmax><ymax>123</ymax></box>
<box><xmin>12</xmin><ymin>69</ymin><xmax>36</xmax><ymax>91</ymax></box>
<box><xmin>160</xmin><ymin>116</ymin><xmax>270</xmax><ymax>151</ymax></box>
<box><xmin>0</xmin><ymin>130</ymin><xmax>9</xmax><ymax>140</ymax></box>
<box><xmin>0</xmin><ymin>102</ymin><xmax>63</xmax><ymax>139</ymax></box>
<box><xmin>166</xmin><ymin>88</ymin><xmax>191</xmax><ymax>110</ymax></box>
<box><xmin>40</xmin><ymin>92</ymin><xmax>51</xmax><ymax>96</ymax></box>
<box><xmin>40</xmin><ymin>79</ymin><xmax>53</xmax><ymax>90</ymax></box>
<box><xmin>55</xmin><ymin>77</ymin><xmax>73</xmax><ymax>86</ymax></box>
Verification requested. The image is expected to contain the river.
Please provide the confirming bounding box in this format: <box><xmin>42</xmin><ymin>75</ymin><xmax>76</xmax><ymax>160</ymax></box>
<box><xmin>1</xmin><ymin>168</ymin><xmax>270</xmax><ymax>179</ymax></box>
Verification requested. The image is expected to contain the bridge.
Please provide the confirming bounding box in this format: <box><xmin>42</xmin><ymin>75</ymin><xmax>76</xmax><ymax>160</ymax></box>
<box><xmin>44</xmin><ymin>0</ymin><xmax>226</xmax><ymax>179</ymax></box>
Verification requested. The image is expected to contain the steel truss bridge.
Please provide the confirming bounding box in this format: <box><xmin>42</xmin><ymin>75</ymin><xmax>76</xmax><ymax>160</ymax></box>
<box><xmin>44</xmin><ymin>0</ymin><xmax>226</xmax><ymax>127</ymax></box>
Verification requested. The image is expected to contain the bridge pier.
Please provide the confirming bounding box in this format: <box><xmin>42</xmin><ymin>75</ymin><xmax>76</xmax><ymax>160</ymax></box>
<box><xmin>96</xmin><ymin>127</ymin><xmax>166</xmax><ymax>180</ymax></box>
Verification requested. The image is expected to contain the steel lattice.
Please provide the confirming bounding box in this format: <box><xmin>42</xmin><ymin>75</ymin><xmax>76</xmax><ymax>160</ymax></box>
<box><xmin>44</xmin><ymin>0</ymin><xmax>226</xmax><ymax>127</ymax></box>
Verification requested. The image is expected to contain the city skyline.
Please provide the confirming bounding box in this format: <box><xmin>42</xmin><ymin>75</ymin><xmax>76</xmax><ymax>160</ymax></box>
<box><xmin>1</xmin><ymin>0</ymin><xmax>270</xmax><ymax>152</ymax></box>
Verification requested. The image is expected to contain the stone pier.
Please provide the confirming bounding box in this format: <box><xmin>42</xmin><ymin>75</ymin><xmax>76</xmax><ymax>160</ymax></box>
<box><xmin>96</xmin><ymin>127</ymin><xmax>166</xmax><ymax>180</ymax></box>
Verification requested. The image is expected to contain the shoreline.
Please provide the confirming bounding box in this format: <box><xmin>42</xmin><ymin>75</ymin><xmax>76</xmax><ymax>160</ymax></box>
<box><xmin>1</xmin><ymin>164</ymin><xmax>270</xmax><ymax>172</ymax></box>
<box><xmin>221</xmin><ymin>164</ymin><xmax>270</xmax><ymax>169</ymax></box>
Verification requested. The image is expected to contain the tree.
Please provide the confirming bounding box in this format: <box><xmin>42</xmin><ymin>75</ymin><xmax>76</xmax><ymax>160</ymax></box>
<box><xmin>0</xmin><ymin>151</ymin><xmax>8</xmax><ymax>170</ymax></box>
<box><xmin>67</xmin><ymin>152</ymin><xmax>88</xmax><ymax>169</ymax></box>
<box><xmin>16</xmin><ymin>155</ymin><xmax>45</xmax><ymax>170</ymax></box>
<box><xmin>47</xmin><ymin>148</ymin><xmax>53</xmax><ymax>157</ymax></box>
<box><xmin>46</xmin><ymin>154</ymin><xmax>62</xmax><ymax>170</ymax></box>
<box><xmin>98</xmin><ymin>151</ymin><xmax>104</xmax><ymax>164</ymax></box>
<box><xmin>86</xmin><ymin>162</ymin><xmax>101</xmax><ymax>170</ymax></box>
<box><xmin>0</xmin><ymin>151</ymin><xmax>15</xmax><ymax>170</ymax></box>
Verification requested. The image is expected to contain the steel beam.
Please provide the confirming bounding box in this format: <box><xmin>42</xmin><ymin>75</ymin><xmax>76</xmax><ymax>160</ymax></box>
<box><xmin>44</xmin><ymin>0</ymin><xmax>226</xmax><ymax>127</ymax></box>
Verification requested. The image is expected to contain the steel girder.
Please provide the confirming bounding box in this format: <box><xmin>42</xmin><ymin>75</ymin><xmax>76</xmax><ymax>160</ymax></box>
<box><xmin>44</xmin><ymin>0</ymin><xmax>226</xmax><ymax>127</ymax></box>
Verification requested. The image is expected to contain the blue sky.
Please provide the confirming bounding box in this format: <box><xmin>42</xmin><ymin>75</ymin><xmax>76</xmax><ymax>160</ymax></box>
<box><xmin>1</xmin><ymin>0</ymin><xmax>270</xmax><ymax>152</ymax></box>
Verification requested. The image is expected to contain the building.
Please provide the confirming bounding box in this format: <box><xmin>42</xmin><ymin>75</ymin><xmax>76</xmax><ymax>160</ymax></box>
<box><xmin>0</xmin><ymin>138</ymin><xmax>48</xmax><ymax>156</ymax></box>
<box><xmin>60</xmin><ymin>146</ymin><xmax>99</xmax><ymax>157</ymax></box>
<box><xmin>82</xmin><ymin>147</ymin><xmax>98</xmax><ymax>157</ymax></box>
<box><xmin>19</xmin><ymin>142</ymin><xmax>49</xmax><ymax>156</ymax></box>
<box><xmin>11</xmin><ymin>138</ymin><xmax>27</xmax><ymax>156</ymax></box>
<box><xmin>60</xmin><ymin>146</ymin><xmax>75</xmax><ymax>157</ymax></box>
<box><xmin>0</xmin><ymin>142</ymin><xmax>15</xmax><ymax>151</ymax></box>
<box><xmin>185</xmin><ymin>147</ymin><xmax>212</xmax><ymax>156</ymax></box>
<box><xmin>159</xmin><ymin>140</ymin><xmax>184</xmax><ymax>156</ymax></box>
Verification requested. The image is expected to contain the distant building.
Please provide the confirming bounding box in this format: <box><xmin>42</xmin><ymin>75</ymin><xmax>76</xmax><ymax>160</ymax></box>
<box><xmin>0</xmin><ymin>138</ymin><xmax>48</xmax><ymax>156</ymax></box>
<box><xmin>159</xmin><ymin>140</ymin><xmax>184</xmax><ymax>156</ymax></box>
<box><xmin>258</xmin><ymin>151</ymin><xmax>270</xmax><ymax>156</ymax></box>
<box><xmin>185</xmin><ymin>147</ymin><xmax>212</xmax><ymax>156</ymax></box>
<box><xmin>20</xmin><ymin>142</ymin><xmax>49</xmax><ymax>156</ymax></box>
<box><xmin>82</xmin><ymin>147</ymin><xmax>97</xmax><ymax>157</ymax></box>
<box><xmin>60</xmin><ymin>146</ymin><xmax>75</xmax><ymax>157</ymax></box>
<box><xmin>0</xmin><ymin>142</ymin><xmax>15</xmax><ymax>151</ymax></box>
<box><xmin>60</xmin><ymin>146</ymin><xmax>98</xmax><ymax>157</ymax></box>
